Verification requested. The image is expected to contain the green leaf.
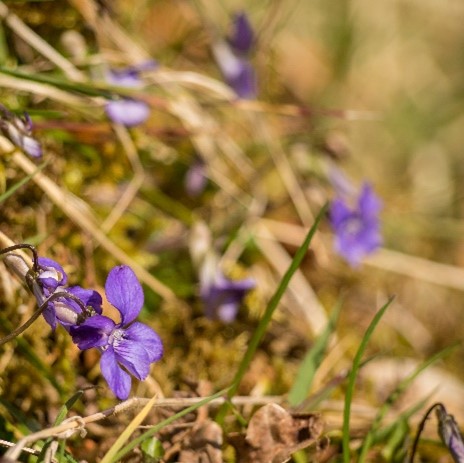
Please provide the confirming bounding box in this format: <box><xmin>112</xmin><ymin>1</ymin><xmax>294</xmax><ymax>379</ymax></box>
<box><xmin>288</xmin><ymin>299</ymin><xmax>342</xmax><ymax>407</ymax></box>
<box><xmin>358</xmin><ymin>344</ymin><xmax>458</xmax><ymax>462</ymax></box>
<box><xmin>53</xmin><ymin>390</ymin><xmax>86</xmax><ymax>426</ymax></box>
<box><xmin>219</xmin><ymin>203</ymin><xmax>328</xmax><ymax>424</ymax></box>
<box><xmin>141</xmin><ymin>437</ymin><xmax>164</xmax><ymax>460</ymax></box>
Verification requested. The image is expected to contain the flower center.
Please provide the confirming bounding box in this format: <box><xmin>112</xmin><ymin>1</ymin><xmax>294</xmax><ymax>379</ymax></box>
<box><xmin>109</xmin><ymin>328</ymin><xmax>125</xmax><ymax>347</ymax></box>
<box><xmin>345</xmin><ymin>216</ymin><xmax>363</xmax><ymax>236</ymax></box>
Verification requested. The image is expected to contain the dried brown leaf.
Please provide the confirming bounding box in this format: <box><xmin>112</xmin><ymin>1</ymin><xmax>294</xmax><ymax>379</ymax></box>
<box><xmin>178</xmin><ymin>420</ymin><xmax>223</xmax><ymax>463</ymax></box>
<box><xmin>230</xmin><ymin>403</ymin><xmax>324</xmax><ymax>463</ymax></box>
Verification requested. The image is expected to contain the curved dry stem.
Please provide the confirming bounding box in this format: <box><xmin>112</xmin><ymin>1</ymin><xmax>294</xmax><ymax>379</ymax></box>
<box><xmin>0</xmin><ymin>243</ymin><xmax>39</xmax><ymax>272</ymax></box>
<box><xmin>0</xmin><ymin>300</ymin><xmax>46</xmax><ymax>346</ymax></box>
<box><xmin>409</xmin><ymin>402</ymin><xmax>442</xmax><ymax>463</ymax></box>
<box><xmin>0</xmin><ymin>290</ymin><xmax>87</xmax><ymax>347</ymax></box>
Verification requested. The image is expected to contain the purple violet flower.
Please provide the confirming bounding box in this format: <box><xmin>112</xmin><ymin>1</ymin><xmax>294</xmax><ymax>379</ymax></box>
<box><xmin>33</xmin><ymin>257</ymin><xmax>102</xmax><ymax>330</ymax></box>
<box><xmin>437</xmin><ymin>405</ymin><xmax>464</xmax><ymax>463</ymax></box>
<box><xmin>228</xmin><ymin>11</ymin><xmax>254</xmax><ymax>55</ymax></box>
<box><xmin>0</xmin><ymin>106</ymin><xmax>42</xmax><ymax>158</ymax></box>
<box><xmin>36</xmin><ymin>257</ymin><xmax>67</xmax><ymax>295</ymax></box>
<box><xmin>70</xmin><ymin>265</ymin><xmax>163</xmax><ymax>400</ymax></box>
<box><xmin>105</xmin><ymin>62</ymin><xmax>156</xmax><ymax>127</ymax></box>
<box><xmin>42</xmin><ymin>286</ymin><xmax>103</xmax><ymax>330</ymax></box>
<box><xmin>201</xmin><ymin>270</ymin><xmax>255</xmax><ymax>322</ymax></box>
<box><xmin>225</xmin><ymin>59</ymin><xmax>257</xmax><ymax>100</ymax></box>
<box><xmin>185</xmin><ymin>160</ymin><xmax>207</xmax><ymax>197</ymax></box>
<box><xmin>213</xmin><ymin>42</ymin><xmax>257</xmax><ymax>99</ymax></box>
<box><xmin>330</xmin><ymin>182</ymin><xmax>383</xmax><ymax>267</ymax></box>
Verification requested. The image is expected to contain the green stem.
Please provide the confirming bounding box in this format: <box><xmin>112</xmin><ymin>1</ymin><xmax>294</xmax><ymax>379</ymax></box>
<box><xmin>217</xmin><ymin>203</ymin><xmax>328</xmax><ymax>422</ymax></box>
<box><xmin>342</xmin><ymin>297</ymin><xmax>394</xmax><ymax>463</ymax></box>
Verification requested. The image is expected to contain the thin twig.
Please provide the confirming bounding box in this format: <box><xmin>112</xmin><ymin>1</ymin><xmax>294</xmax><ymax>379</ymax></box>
<box><xmin>0</xmin><ymin>290</ymin><xmax>89</xmax><ymax>346</ymax></box>
<box><xmin>5</xmin><ymin>394</ymin><xmax>283</xmax><ymax>459</ymax></box>
<box><xmin>409</xmin><ymin>403</ymin><xmax>441</xmax><ymax>463</ymax></box>
<box><xmin>0</xmin><ymin>439</ymin><xmax>53</xmax><ymax>460</ymax></box>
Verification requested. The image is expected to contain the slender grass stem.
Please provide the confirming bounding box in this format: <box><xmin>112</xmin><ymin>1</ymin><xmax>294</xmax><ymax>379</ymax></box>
<box><xmin>216</xmin><ymin>203</ymin><xmax>328</xmax><ymax>423</ymax></box>
<box><xmin>342</xmin><ymin>297</ymin><xmax>394</xmax><ymax>463</ymax></box>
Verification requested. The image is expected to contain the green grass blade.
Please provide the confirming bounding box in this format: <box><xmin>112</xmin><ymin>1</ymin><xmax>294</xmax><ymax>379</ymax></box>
<box><xmin>37</xmin><ymin>390</ymin><xmax>86</xmax><ymax>460</ymax></box>
<box><xmin>365</xmin><ymin>393</ymin><xmax>431</xmax><ymax>462</ymax></box>
<box><xmin>214</xmin><ymin>204</ymin><xmax>328</xmax><ymax>424</ymax></box>
<box><xmin>0</xmin><ymin>397</ymin><xmax>41</xmax><ymax>432</ymax></box>
<box><xmin>342</xmin><ymin>297</ymin><xmax>394</xmax><ymax>463</ymax></box>
<box><xmin>0</xmin><ymin>67</ymin><xmax>154</xmax><ymax>101</ymax></box>
<box><xmin>288</xmin><ymin>299</ymin><xmax>342</xmax><ymax>407</ymax></box>
<box><xmin>52</xmin><ymin>390</ymin><xmax>86</xmax><ymax>426</ymax></box>
<box><xmin>381</xmin><ymin>416</ymin><xmax>409</xmax><ymax>461</ymax></box>
<box><xmin>358</xmin><ymin>344</ymin><xmax>458</xmax><ymax>462</ymax></box>
<box><xmin>0</xmin><ymin>67</ymin><xmax>113</xmax><ymax>98</ymax></box>
<box><xmin>229</xmin><ymin>203</ymin><xmax>328</xmax><ymax>399</ymax></box>
<box><xmin>110</xmin><ymin>387</ymin><xmax>230</xmax><ymax>462</ymax></box>
<box><xmin>0</xmin><ymin>161</ymin><xmax>48</xmax><ymax>204</ymax></box>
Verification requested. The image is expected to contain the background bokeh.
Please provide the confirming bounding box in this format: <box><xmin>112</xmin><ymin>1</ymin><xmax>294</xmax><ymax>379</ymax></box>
<box><xmin>1</xmin><ymin>0</ymin><xmax>464</xmax><ymax>460</ymax></box>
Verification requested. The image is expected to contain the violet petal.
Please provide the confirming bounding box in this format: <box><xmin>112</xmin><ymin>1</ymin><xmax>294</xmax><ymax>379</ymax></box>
<box><xmin>225</xmin><ymin>59</ymin><xmax>257</xmax><ymax>99</ymax></box>
<box><xmin>37</xmin><ymin>257</ymin><xmax>67</xmax><ymax>289</ymax></box>
<box><xmin>22</xmin><ymin>135</ymin><xmax>42</xmax><ymax>158</ymax></box>
<box><xmin>359</xmin><ymin>183</ymin><xmax>382</xmax><ymax>219</ymax></box>
<box><xmin>105</xmin><ymin>99</ymin><xmax>150</xmax><ymax>127</ymax></box>
<box><xmin>330</xmin><ymin>182</ymin><xmax>382</xmax><ymax>267</ymax></box>
<box><xmin>217</xmin><ymin>301</ymin><xmax>239</xmax><ymax>323</ymax></box>
<box><xmin>100</xmin><ymin>347</ymin><xmax>132</xmax><ymax>400</ymax></box>
<box><xmin>125</xmin><ymin>322</ymin><xmax>164</xmax><ymax>363</ymax></box>
<box><xmin>330</xmin><ymin>198</ymin><xmax>353</xmax><ymax>229</ymax></box>
<box><xmin>229</xmin><ymin>11</ymin><xmax>254</xmax><ymax>54</ymax></box>
<box><xmin>70</xmin><ymin>315</ymin><xmax>115</xmax><ymax>350</ymax></box>
<box><xmin>42</xmin><ymin>304</ymin><xmax>57</xmax><ymax>331</ymax></box>
<box><xmin>105</xmin><ymin>265</ymin><xmax>144</xmax><ymax>325</ymax></box>
<box><xmin>66</xmin><ymin>286</ymin><xmax>103</xmax><ymax>314</ymax></box>
<box><xmin>113</xmin><ymin>336</ymin><xmax>151</xmax><ymax>380</ymax></box>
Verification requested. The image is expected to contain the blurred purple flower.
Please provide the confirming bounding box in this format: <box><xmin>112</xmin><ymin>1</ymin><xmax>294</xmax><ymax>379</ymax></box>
<box><xmin>105</xmin><ymin>62</ymin><xmax>156</xmax><ymax>127</ymax></box>
<box><xmin>437</xmin><ymin>404</ymin><xmax>464</xmax><ymax>463</ymax></box>
<box><xmin>213</xmin><ymin>42</ymin><xmax>257</xmax><ymax>99</ymax></box>
<box><xmin>0</xmin><ymin>106</ymin><xmax>42</xmax><ymax>158</ymax></box>
<box><xmin>213</xmin><ymin>11</ymin><xmax>257</xmax><ymax>99</ymax></box>
<box><xmin>225</xmin><ymin>59</ymin><xmax>257</xmax><ymax>100</ymax></box>
<box><xmin>201</xmin><ymin>270</ymin><xmax>255</xmax><ymax>322</ymax></box>
<box><xmin>330</xmin><ymin>182</ymin><xmax>382</xmax><ymax>266</ymax></box>
<box><xmin>228</xmin><ymin>11</ymin><xmax>254</xmax><ymax>54</ymax></box>
<box><xmin>70</xmin><ymin>265</ymin><xmax>163</xmax><ymax>400</ymax></box>
<box><xmin>185</xmin><ymin>160</ymin><xmax>207</xmax><ymax>197</ymax></box>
